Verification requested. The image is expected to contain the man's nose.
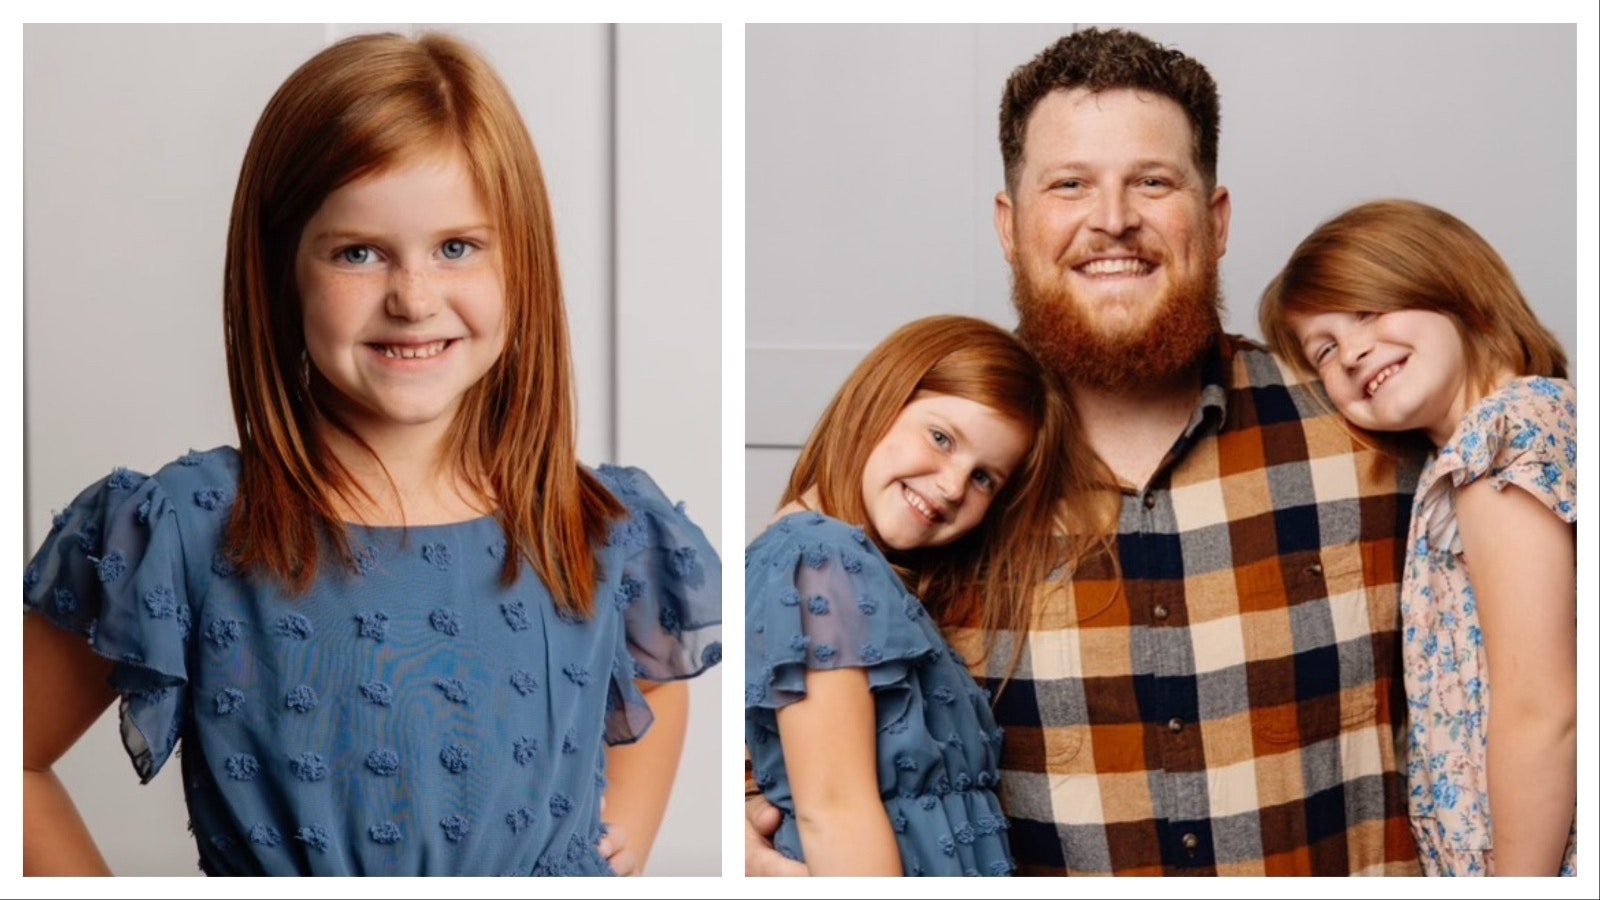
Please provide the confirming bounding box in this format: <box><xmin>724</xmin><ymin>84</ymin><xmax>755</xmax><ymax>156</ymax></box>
<box><xmin>1087</xmin><ymin>188</ymin><xmax>1140</xmax><ymax>236</ymax></box>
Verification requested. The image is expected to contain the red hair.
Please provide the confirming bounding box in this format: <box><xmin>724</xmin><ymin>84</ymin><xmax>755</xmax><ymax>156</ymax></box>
<box><xmin>783</xmin><ymin>315</ymin><xmax>1116</xmax><ymax>682</ymax></box>
<box><xmin>223</xmin><ymin>32</ymin><xmax>621</xmax><ymax>614</ymax></box>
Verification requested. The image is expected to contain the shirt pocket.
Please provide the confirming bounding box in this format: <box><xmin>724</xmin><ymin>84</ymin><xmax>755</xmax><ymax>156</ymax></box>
<box><xmin>1239</xmin><ymin>548</ymin><xmax>1382</xmax><ymax>745</ymax></box>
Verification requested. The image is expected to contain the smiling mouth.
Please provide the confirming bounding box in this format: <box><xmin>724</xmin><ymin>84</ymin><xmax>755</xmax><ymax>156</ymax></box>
<box><xmin>1365</xmin><ymin>360</ymin><xmax>1405</xmax><ymax>397</ymax></box>
<box><xmin>369</xmin><ymin>340</ymin><xmax>455</xmax><ymax>360</ymax></box>
<box><xmin>1075</xmin><ymin>257</ymin><xmax>1153</xmax><ymax>277</ymax></box>
<box><xmin>901</xmin><ymin>484</ymin><xmax>944</xmax><ymax>525</ymax></box>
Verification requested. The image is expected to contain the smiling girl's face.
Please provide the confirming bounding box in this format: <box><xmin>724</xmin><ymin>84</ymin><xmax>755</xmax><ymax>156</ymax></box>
<box><xmin>1290</xmin><ymin>307</ymin><xmax>1475</xmax><ymax>446</ymax></box>
<box><xmin>295</xmin><ymin>147</ymin><xmax>507</xmax><ymax>442</ymax></box>
<box><xmin>859</xmin><ymin>391</ymin><xmax>1031</xmax><ymax>551</ymax></box>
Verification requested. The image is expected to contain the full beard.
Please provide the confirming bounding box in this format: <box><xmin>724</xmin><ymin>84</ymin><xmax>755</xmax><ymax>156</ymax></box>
<box><xmin>1012</xmin><ymin>255</ymin><xmax>1223</xmax><ymax>391</ymax></box>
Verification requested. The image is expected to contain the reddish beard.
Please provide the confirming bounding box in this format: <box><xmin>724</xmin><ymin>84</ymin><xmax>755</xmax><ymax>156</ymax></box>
<box><xmin>1011</xmin><ymin>253</ymin><xmax>1222</xmax><ymax>391</ymax></box>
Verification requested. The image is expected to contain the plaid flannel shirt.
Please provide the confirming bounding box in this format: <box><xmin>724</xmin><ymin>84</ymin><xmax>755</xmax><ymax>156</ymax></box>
<box><xmin>946</xmin><ymin>334</ymin><xmax>1423</xmax><ymax>875</ymax></box>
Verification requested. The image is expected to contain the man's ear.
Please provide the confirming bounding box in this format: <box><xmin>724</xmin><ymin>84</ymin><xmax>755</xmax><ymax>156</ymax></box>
<box><xmin>1210</xmin><ymin>185</ymin><xmax>1232</xmax><ymax>260</ymax></box>
<box><xmin>994</xmin><ymin>190</ymin><xmax>1017</xmax><ymax>265</ymax></box>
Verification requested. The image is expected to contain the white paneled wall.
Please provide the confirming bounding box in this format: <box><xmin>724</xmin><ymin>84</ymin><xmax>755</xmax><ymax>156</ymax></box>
<box><xmin>23</xmin><ymin>23</ymin><xmax>721</xmax><ymax>876</ymax></box>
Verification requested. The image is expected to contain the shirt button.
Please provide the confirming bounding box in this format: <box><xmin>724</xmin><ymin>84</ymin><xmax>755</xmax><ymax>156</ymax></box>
<box><xmin>1182</xmin><ymin>833</ymin><xmax>1199</xmax><ymax>851</ymax></box>
<box><xmin>1167</xmin><ymin>718</ymin><xmax>1183</xmax><ymax>733</ymax></box>
<box><xmin>1142</xmin><ymin>492</ymin><xmax>1157</xmax><ymax>510</ymax></box>
<box><xmin>1153</xmin><ymin>604</ymin><xmax>1169</xmax><ymax>620</ymax></box>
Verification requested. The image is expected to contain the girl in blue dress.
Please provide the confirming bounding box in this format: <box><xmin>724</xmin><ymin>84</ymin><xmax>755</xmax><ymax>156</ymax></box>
<box><xmin>744</xmin><ymin>315</ymin><xmax>1113</xmax><ymax>876</ymax></box>
<box><xmin>1260</xmin><ymin>199</ymin><xmax>1575</xmax><ymax>876</ymax></box>
<box><xmin>23</xmin><ymin>32</ymin><xmax>720</xmax><ymax>876</ymax></box>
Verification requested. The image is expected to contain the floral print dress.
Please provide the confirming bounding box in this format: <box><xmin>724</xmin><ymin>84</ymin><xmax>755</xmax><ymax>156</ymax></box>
<box><xmin>1402</xmin><ymin>376</ymin><xmax>1576</xmax><ymax>876</ymax></box>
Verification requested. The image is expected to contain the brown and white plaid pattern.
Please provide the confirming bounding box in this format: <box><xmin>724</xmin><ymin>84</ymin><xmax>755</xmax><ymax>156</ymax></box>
<box><xmin>947</xmin><ymin>335</ymin><xmax>1423</xmax><ymax>875</ymax></box>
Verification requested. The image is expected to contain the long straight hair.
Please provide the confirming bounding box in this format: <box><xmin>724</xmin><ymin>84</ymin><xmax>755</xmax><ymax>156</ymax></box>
<box><xmin>783</xmin><ymin>315</ymin><xmax>1117</xmax><ymax>683</ymax></box>
<box><xmin>223</xmin><ymin>32</ymin><xmax>621</xmax><ymax>615</ymax></box>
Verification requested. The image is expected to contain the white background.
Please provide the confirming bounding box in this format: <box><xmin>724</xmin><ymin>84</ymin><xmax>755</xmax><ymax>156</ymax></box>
<box><xmin>22</xmin><ymin>22</ymin><xmax>721</xmax><ymax>877</ymax></box>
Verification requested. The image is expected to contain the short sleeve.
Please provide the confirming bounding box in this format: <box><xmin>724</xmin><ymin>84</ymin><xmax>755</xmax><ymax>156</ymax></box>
<box><xmin>594</xmin><ymin>465</ymin><xmax>722</xmax><ymax>744</ymax></box>
<box><xmin>1453</xmin><ymin>377</ymin><xmax>1577</xmax><ymax>523</ymax></box>
<box><xmin>23</xmin><ymin>469</ymin><xmax>193</xmax><ymax>783</ymax></box>
<box><xmin>1419</xmin><ymin>377</ymin><xmax>1577</xmax><ymax>556</ymax></box>
<box><xmin>744</xmin><ymin>515</ymin><xmax>939</xmax><ymax>712</ymax></box>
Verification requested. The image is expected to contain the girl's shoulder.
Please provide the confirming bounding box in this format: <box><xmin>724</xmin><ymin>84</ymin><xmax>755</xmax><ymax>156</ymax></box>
<box><xmin>1422</xmin><ymin>376</ymin><xmax>1576</xmax><ymax>534</ymax></box>
<box><xmin>747</xmin><ymin>509</ymin><xmax>875</xmax><ymax>557</ymax></box>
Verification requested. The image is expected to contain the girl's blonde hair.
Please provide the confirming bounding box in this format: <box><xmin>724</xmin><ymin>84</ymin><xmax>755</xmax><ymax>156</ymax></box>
<box><xmin>1260</xmin><ymin>199</ymin><xmax>1567</xmax><ymax>398</ymax></box>
<box><xmin>223</xmin><ymin>32</ymin><xmax>622</xmax><ymax>614</ymax></box>
<box><xmin>782</xmin><ymin>315</ymin><xmax>1117</xmax><ymax>682</ymax></box>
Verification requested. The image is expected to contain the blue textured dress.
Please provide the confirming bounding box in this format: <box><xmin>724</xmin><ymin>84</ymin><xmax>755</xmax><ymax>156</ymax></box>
<box><xmin>744</xmin><ymin>511</ymin><xmax>1013</xmax><ymax>876</ymax></box>
<box><xmin>23</xmin><ymin>447</ymin><xmax>721</xmax><ymax>876</ymax></box>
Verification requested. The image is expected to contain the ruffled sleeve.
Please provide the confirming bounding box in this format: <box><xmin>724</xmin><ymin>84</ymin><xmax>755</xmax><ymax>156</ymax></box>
<box><xmin>1415</xmin><ymin>376</ymin><xmax>1577</xmax><ymax>556</ymax></box>
<box><xmin>594</xmin><ymin>464</ymin><xmax>722</xmax><ymax>744</ymax></box>
<box><xmin>23</xmin><ymin>468</ymin><xmax>194</xmax><ymax>783</ymax></box>
<box><xmin>744</xmin><ymin>513</ymin><xmax>939</xmax><ymax>712</ymax></box>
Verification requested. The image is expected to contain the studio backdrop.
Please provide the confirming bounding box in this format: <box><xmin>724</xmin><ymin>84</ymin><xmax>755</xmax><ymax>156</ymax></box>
<box><xmin>24</xmin><ymin>22</ymin><xmax>721</xmax><ymax>877</ymax></box>
<box><xmin>744</xmin><ymin>23</ymin><xmax>1577</xmax><ymax>538</ymax></box>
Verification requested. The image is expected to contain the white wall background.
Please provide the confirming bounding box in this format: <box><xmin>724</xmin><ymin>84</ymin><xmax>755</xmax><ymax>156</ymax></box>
<box><xmin>23</xmin><ymin>23</ymin><xmax>721</xmax><ymax>877</ymax></box>
<box><xmin>744</xmin><ymin>23</ymin><xmax>1578</xmax><ymax>540</ymax></box>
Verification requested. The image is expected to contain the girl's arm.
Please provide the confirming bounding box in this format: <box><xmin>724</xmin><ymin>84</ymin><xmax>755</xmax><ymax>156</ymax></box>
<box><xmin>22</xmin><ymin>612</ymin><xmax>119</xmax><ymax>876</ymax></box>
<box><xmin>1455</xmin><ymin>478</ymin><xmax>1577</xmax><ymax>875</ymax></box>
<box><xmin>600</xmin><ymin>679</ymin><xmax>689</xmax><ymax>875</ymax></box>
<box><xmin>776</xmin><ymin>667</ymin><xmax>902</xmax><ymax>876</ymax></box>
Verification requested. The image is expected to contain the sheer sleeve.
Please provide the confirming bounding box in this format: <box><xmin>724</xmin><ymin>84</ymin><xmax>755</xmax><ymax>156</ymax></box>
<box><xmin>593</xmin><ymin>465</ymin><xmax>722</xmax><ymax>744</ymax></box>
<box><xmin>24</xmin><ymin>468</ymin><xmax>194</xmax><ymax>782</ymax></box>
<box><xmin>744</xmin><ymin>513</ymin><xmax>938</xmax><ymax>713</ymax></box>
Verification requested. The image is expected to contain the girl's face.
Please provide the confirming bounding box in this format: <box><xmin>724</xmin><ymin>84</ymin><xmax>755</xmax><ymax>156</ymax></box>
<box><xmin>1290</xmin><ymin>308</ymin><xmax>1471</xmax><ymax>445</ymax></box>
<box><xmin>859</xmin><ymin>391</ymin><xmax>1031</xmax><ymax>551</ymax></box>
<box><xmin>295</xmin><ymin>148</ymin><xmax>506</xmax><ymax>442</ymax></box>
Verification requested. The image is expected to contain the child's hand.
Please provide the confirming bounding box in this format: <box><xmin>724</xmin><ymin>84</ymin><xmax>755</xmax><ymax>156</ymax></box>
<box><xmin>744</xmin><ymin>794</ymin><xmax>810</xmax><ymax>876</ymax></box>
<box><xmin>597</xmin><ymin>823</ymin><xmax>638</xmax><ymax>876</ymax></box>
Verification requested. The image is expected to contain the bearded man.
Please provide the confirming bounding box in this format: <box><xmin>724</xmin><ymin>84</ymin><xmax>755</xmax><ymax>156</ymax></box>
<box><xmin>745</xmin><ymin>27</ymin><xmax>1423</xmax><ymax>877</ymax></box>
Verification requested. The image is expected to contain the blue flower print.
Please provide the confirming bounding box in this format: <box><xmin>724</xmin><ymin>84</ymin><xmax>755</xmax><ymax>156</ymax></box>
<box><xmin>369</xmin><ymin>822</ymin><xmax>402</xmax><ymax>845</ymax></box>
<box><xmin>355</xmin><ymin>611</ymin><xmax>388</xmax><ymax>641</ymax></box>
<box><xmin>435</xmin><ymin>678</ymin><xmax>470</xmax><ymax>704</ymax></box>
<box><xmin>249</xmin><ymin>824</ymin><xmax>282</xmax><ymax>847</ymax></box>
<box><xmin>284</xmin><ymin>685</ymin><xmax>318</xmax><ymax>713</ymax></box>
<box><xmin>807</xmin><ymin>595</ymin><xmax>830</xmax><ymax>615</ymax></box>
<box><xmin>359</xmin><ymin>681</ymin><xmax>393</xmax><ymax>706</ymax></box>
<box><xmin>549</xmin><ymin>793</ymin><xmax>572</xmax><ymax>818</ymax></box>
<box><xmin>440</xmin><ymin>815</ymin><xmax>470</xmax><ymax>843</ymax></box>
<box><xmin>225</xmin><ymin>753</ymin><xmax>260</xmax><ymax>781</ymax></box>
<box><xmin>513</xmin><ymin>737</ymin><xmax>538</xmax><ymax>766</ymax></box>
<box><xmin>429</xmin><ymin>608</ymin><xmax>461</xmax><ymax>636</ymax></box>
<box><xmin>440</xmin><ymin>743</ymin><xmax>471</xmax><ymax>774</ymax></box>
<box><xmin>422</xmin><ymin>542</ymin><xmax>452</xmax><ymax>571</ymax></box>
<box><xmin>365</xmin><ymin>749</ymin><xmax>400</xmax><ymax>776</ymax></box>
<box><xmin>507</xmin><ymin>806</ymin><xmax>536</xmax><ymax>834</ymax></box>
<box><xmin>206</xmin><ymin>617</ymin><xmax>243</xmax><ymax>649</ymax></box>
<box><xmin>296</xmin><ymin>825</ymin><xmax>330</xmax><ymax>853</ymax></box>
<box><xmin>214</xmin><ymin>688</ymin><xmax>245</xmax><ymax>715</ymax></box>
<box><xmin>275</xmin><ymin>614</ymin><xmax>313</xmax><ymax>640</ymax></box>
<box><xmin>500</xmin><ymin>601</ymin><xmax>531</xmax><ymax>631</ymax></box>
<box><xmin>94</xmin><ymin>549</ymin><xmax>126</xmax><ymax>583</ymax></box>
<box><xmin>509</xmin><ymin>669</ymin><xmax>539</xmax><ymax>696</ymax></box>
<box><xmin>143</xmin><ymin>585</ymin><xmax>177</xmax><ymax>619</ymax></box>
<box><xmin>701</xmin><ymin>642</ymin><xmax>722</xmax><ymax>667</ymax></box>
<box><xmin>288</xmin><ymin>752</ymin><xmax>328</xmax><ymax>782</ymax></box>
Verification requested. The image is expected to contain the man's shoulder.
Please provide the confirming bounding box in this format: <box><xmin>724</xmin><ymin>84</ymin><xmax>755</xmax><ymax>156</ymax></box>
<box><xmin>1220</xmin><ymin>333</ymin><xmax>1310</xmax><ymax>392</ymax></box>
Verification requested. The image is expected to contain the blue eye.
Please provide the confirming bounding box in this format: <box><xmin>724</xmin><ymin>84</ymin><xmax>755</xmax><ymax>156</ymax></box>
<box><xmin>339</xmin><ymin>246</ymin><xmax>377</xmax><ymax>265</ymax></box>
<box><xmin>972</xmin><ymin>470</ymin><xmax>995</xmax><ymax>490</ymax></box>
<box><xmin>930</xmin><ymin>429</ymin><xmax>951</xmax><ymax>449</ymax></box>
<box><xmin>441</xmin><ymin>239</ymin><xmax>474</xmax><ymax>260</ymax></box>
